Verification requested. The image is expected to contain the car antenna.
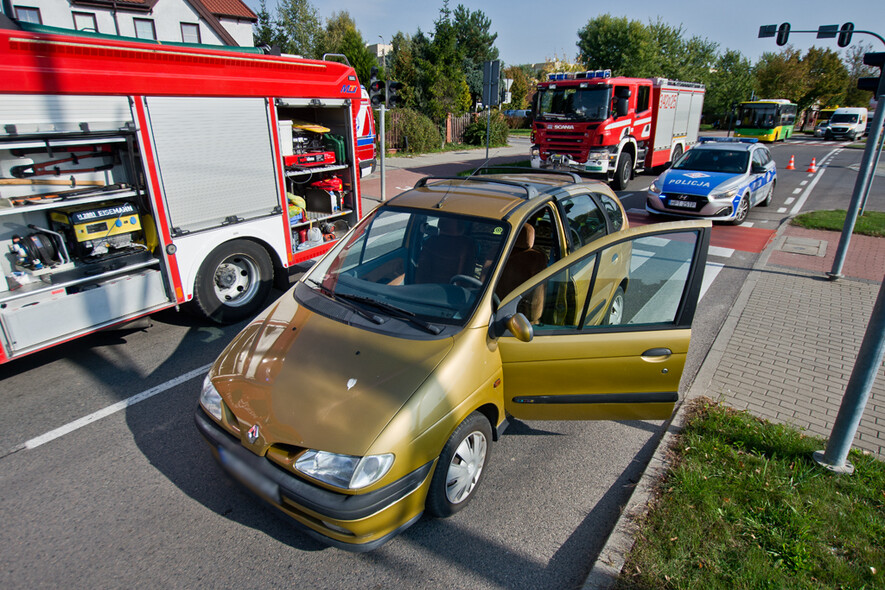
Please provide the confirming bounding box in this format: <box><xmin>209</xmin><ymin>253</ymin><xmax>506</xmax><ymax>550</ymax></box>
<box><xmin>434</xmin><ymin>154</ymin><xmax>493</xmax><ymax>209</ymax></box>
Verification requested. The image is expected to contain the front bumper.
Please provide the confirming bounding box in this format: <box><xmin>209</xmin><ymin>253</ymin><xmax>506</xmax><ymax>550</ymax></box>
<box><xmin>531</xmin><ymin>146</ymin><xmax>613</xmax><ymax>173</ymax></box>
<box><xmin>646</xmin><ymin>191</ymin><xmax>738</xmax><ymax>221</ymax></box>
<box><xmin>194</xmin><ymin>409</ymin><xmax>433</xmax><ymax>551</ymax></box>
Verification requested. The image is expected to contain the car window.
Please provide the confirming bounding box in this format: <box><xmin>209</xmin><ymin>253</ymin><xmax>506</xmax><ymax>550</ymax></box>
<box><xmin>559</xmin><ymin>194</ymin><xmax>607</xmax><ymax>248</ymax></box>
<box><xmin>598</xmin><ymin>194</ymin><xmax>624</xmax><ymax>232</ymax></box>
<box><xmin>305</xmin><ymin>208</ymin><xmax>509</xmax><ymax>327</ymax></box>
<box><xmin>752</xmin><ymin>148</ymin><xmax>770</xmax><ymax>167</ymax></box>
<box><xmin>674</xmin><ymin>148</ymin><xmax>749</xmax><ymax>174</ymax></box>
<box><xmin>508</xmin><ymin>229</ymin><xmax>702</xmax><ymax>332</ymax></box>
<box><xmin>584</xmin><ymin>231</ymin><xmax>700</xmax><ymax>328</ymax></box>
<box><xmin>523</xmin><ymin>205</ymin><xmax>562</xmax><ymax>263</ymax></box>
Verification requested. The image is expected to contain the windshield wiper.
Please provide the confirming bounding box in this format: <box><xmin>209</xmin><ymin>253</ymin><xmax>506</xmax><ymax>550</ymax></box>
<box><xmin>304</xmin><ymin>279</ymin><xmax>384</xmax><ymax>325</ymax></box>
<box><xmin>335</xmin><ymin>292</ymin><xmax>443</xmax><ymax>335</ymax></box>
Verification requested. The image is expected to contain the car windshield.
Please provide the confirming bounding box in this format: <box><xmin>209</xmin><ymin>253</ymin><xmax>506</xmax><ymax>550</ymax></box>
<box><xmin>830</xmin><ymin>114</ymin><xmax>859</xmax><ymax>123</ymax></box>
<box><xmin>535</xmin><ymin>86</ymin><xmax>611</xmax><ymax>121</ymax></box>
<box><xmin>301</xmin><ymin>207</ymin><xmax>509</xmax><ymax>331</ymax></box>
<box><xmin>673</xmin><ymin>148</ymin><xmax>749</xmax><ymax>174</ymax></box>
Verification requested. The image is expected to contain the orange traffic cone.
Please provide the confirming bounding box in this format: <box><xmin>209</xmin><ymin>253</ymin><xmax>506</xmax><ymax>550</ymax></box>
<box><xmin>807</xmin><ymin>157</ymin><xmax>818</xmax><ymax>173</ymax></box>
<box><xmin>786</xmin><ymin>155</ymin><xmax>796</xmax><ymax>170</ymax></box>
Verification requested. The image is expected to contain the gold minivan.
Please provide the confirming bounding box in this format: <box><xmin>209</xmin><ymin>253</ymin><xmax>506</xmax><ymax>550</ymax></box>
<box><xmin>195</xmin><ymin>169</ymin><xmax>711</xmax><ymax>551</ymax></box>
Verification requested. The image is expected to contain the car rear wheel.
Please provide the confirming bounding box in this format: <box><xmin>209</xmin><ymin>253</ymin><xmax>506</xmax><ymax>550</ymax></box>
<box><xmin>761</xmin><ymin>180</ymin><xmax>774</xmax><ymax>207</ymax></box>
<box><xmin>729</xmin><ymin>195</ymin><xmax>750</xmax><ymax>225</ymax></box>
<box><xmin>604</xmin><ymin>286</ymin><xmax>625</xmax><ymax>325</ymax></box>
<box><xmin>426</xmin><ymin>412</ymin><xmax>492</xmax><ymax>518</ymax></box>
<box><xmin>193</xmin><ymin>239</ymin><xmax>274</xmax><ymax>324</ymax></box>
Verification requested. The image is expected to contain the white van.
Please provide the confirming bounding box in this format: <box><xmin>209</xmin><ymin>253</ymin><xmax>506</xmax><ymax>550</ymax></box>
<box><xmin>826</xmin><ymin>107</ymin><xmax>868</xmax><ymax>141</ymax></box>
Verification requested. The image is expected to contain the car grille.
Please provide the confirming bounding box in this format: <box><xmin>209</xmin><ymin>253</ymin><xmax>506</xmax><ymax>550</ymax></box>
<box><xmin>663</xmin><ymin>193</ymin><xmax>707</xmax><ymax>212</ymax></box>
<box><xmin>537</xmin><ymin>123</ymin><xmax>597</xmax><ymax>160</ymax></box>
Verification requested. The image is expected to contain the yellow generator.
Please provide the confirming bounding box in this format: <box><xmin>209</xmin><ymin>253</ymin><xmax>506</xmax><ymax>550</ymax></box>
<box><xmin>50</xmin><ymin>201</ymin><xmax>144</xmax><ymax>259</ymax></box>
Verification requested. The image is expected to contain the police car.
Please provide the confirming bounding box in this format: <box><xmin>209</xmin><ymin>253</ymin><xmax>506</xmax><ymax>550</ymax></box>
<box><xmin>646</xmin><ymin>138</ymin><xmax>776</xmax><ymax>225</ymax></box>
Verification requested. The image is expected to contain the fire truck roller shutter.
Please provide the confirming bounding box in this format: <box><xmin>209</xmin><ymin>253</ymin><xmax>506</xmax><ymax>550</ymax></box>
<box><xmin>192</xmin><ymin>239</ymin><xmax>274</xmax><ymax>324</ymax></box>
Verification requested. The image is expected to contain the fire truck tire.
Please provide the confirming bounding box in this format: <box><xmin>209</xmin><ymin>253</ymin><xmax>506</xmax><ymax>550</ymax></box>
<box><xmin>612</xmin><ymin>153</ymin><xmax>633</xmax><ymax>191</ymax></box>
<box><xmin>193</xmin><ymin>239</ymin><xmax>274</xmax><ymax>324</ymax></box>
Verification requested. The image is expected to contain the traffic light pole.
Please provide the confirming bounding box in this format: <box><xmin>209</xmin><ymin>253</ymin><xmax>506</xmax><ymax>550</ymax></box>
<box><xmin>379</xmin><ymin>104</ymin><xmax>386</xmax><ymax>201</ymax></box>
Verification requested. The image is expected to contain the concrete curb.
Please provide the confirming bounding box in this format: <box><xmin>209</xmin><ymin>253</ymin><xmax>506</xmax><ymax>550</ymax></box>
<box><xmin>582</xmin><ymin>217</ymin><xmax>791</xmax><ymax>589</ymax></box>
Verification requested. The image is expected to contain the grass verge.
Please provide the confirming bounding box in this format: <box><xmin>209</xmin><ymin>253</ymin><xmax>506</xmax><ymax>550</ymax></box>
<box><xmin>617</xmin><ymin>399</ymin><xmax>885</xmax><ymax>589</ymax></box>
<box><xmin>791</xmin><ymin>210</ymin><xmax>885</xmax><ymax>237</ymax></box>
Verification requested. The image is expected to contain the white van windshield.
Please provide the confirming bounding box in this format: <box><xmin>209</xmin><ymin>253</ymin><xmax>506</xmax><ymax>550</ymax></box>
<box><xmin>831</xmin><ymin>114</ymin><xmax>859</xmax><ymax>123</ymax></box>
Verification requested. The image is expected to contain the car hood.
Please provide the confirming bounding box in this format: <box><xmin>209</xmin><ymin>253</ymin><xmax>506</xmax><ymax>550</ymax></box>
<box><xmin>211</xmin><ymin>292</ymin><xmax>454</xmax><ymax>456</ymax></box>
<box><xmin>660</xmin><ymin>169</ymin><xmax>742</xmax><ymax>196</ymax></box>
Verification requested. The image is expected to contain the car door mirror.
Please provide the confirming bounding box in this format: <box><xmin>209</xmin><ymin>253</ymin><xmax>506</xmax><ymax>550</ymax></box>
<box><xmin>490</xmin><ymin>306</ymin><xmax>533</xmax><ymax>342</ymax></box>
<box><xmin>751</xmin><ymin>163</ymin><xmax>766</xmax><ymax>174</ymax></box>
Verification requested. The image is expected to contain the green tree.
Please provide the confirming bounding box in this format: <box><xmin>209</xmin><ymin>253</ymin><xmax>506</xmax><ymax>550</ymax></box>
<box><xmin>705</xmin><ymin>49</ymin><xmax>756</xmax><ymax>124</ymax></box>
<box><xmin>503</xmin><ymin>65</ymin><xmax>530</xmax><ymax>109</ymax></box>
<box><xmin>844</xmin><ymin>43</ymin><xmax>876</xmax><ymax>107</ymax></box>
<box><xmin>796</xmin><ymin>47</ymin><xmax>847</xmax><ymax>114</ymax></box>
<box><xmin>754</xmin><ymin>48</ymin><xmax>808</xmax><ymax>102</ymax></box>
<box><xmin>253</xmin><ymin>0</ymin><xmax>285</xmax><ymax>50</ymax></box>
<box><xmin>576</xmin><ymin>15</ymin><xmax>656</xmax><ymax>76</ymax></box>
<box><xmin>318</xmin><ymin>11</ymin><xmax>356</xmax><ymax>56</ymax></box>
<box><xmin>338</xmin><ymin>29</ymin><xmax>378</xmax><ymax>87</ymax></box>
<box><xmin>276</xmin><ymin>0</ymin><xmax>321</xmax><ymax>58</ymax></box>
<box><xmin>452</xmin><ymin>4</ymin><xmax>499</xmax><ymax>104</ymax></box>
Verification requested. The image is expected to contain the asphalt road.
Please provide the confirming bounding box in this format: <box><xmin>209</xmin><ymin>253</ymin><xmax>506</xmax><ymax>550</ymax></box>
<box><xmin>1</xmin><ymin>133</ymin><xmax>880</xmax><ymax>589</ymax></box>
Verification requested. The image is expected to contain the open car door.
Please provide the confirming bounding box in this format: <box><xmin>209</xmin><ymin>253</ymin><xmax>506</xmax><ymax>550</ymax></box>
<box><xmin>496</xmin><ymin>220</ymin><xmax>711</xmax><ymax>421</ymax></box>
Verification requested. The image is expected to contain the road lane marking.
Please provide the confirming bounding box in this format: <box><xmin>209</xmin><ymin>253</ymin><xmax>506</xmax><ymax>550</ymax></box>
<box><xmin>785</xmin><ymin>197</ymin><xmax>795</xmax><ymax>205</ymax></box>
<box><xmin>792</xmin><ymin>188</ymin><xmax>802</xmax><ymax>194</ymax></box>
<box><xmin>708</xmin><ymin>246</ymin><xmax>734</xmax><ymax>258</ymax></box>
<box><xmin>14</xmin><ymin>363</ymin><xmax>212</xmax><ymax>453</ymax></box>
<box><xmin>778</xmin><ymin>208</ymin><xmax>787</xmax><ymax>213</ymax></box>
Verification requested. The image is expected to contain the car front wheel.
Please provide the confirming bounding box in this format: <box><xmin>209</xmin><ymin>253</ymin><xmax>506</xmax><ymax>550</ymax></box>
<box><xmin>729</xmin><ymin>195</ymin><xmax>750</xmax><ymax>225</ymax></box>
<box><xmin>426</xmin><ymin>412</ymin><xmax>492</xmax><ymax>518</ymax></box>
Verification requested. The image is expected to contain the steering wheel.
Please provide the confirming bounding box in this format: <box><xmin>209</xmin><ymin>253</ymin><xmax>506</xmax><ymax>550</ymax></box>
<box><xmin>450</xmin><ymin>274</ymin><xmax>482</xmax><ymax>289</ymax></box>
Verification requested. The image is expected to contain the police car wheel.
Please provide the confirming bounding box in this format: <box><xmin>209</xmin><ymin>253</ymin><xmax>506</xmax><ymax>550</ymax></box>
<box><xmin>729</xmin><ymin>195</ymin><xmax>750</xmax><ymax>225</ymax></box>
<box><xmin>761</xmin><ymin>181</ymin><xmax>774</xmax><ymax>207</ymax></box>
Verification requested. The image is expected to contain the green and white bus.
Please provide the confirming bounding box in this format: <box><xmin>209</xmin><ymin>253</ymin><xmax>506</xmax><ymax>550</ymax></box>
<box><xmin>734</xmin><ymin>99</ymin><xmax>798</xmax><ymax>142</ymax></box>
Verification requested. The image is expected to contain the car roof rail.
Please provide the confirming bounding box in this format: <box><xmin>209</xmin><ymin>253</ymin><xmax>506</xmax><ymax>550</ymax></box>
<box><xmin>414</xmin><ymin>176</ymin><xmax>539</xmax><ymax>200</ymax></box>
<box><xmin>468</xmin><ymin>166</ymin><xmax>584</xmax><ymax>184</ymax></box>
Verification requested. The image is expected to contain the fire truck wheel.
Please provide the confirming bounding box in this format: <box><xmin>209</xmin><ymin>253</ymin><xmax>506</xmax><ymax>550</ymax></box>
<box><xmin>613</xmin><ymin>153</ymin><xmax>633</xmax><ymax>191</ymax></box>
<box><xmin>193</xmin><ymin>239</ymin><xmax>274</xmax><ymax>324</ymax></box>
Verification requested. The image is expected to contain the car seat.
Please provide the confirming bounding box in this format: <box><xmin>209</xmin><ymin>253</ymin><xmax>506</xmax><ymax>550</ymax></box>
<box><xmin>414</xmin><ymin>217</ymin><xmax>476</xmax><ymax>284</ymax></box>
<box><xmin>495</xmin><ymin>224</ymin><xmax>548</xmax><ymax>322</ymax></box>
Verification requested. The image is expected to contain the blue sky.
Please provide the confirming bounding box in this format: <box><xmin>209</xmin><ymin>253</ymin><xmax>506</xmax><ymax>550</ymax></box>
<box><xmin>244</xmin><ymin>0</ymin><xmax>885</xmax><ymax>66</ymax></box>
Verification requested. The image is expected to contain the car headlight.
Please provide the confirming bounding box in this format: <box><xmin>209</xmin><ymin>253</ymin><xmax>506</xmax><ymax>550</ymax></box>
<box><xmin>199</xmin><ymin>375</ymin><xmax>223</xmax><ymax>421</ymax></box>
<box><xmin>295</xmin><ymin>450</ymin><xmax>394</xmax><ymax>490</ymax></box>
<box><xmin>649</xmin><ymin>180</ymin><xmax>662</xmax><ymax>194</ymax></box>
<box><xmin>711</xmin><ymin>188</ymin><xmax>738</xmax><ymax>200</ymax></box>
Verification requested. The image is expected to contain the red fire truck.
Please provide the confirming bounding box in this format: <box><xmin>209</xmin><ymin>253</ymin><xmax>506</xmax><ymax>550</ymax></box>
<box><xmin>0</xmin><ymin>23</ymin><xmax>370</xmax><ymax>363</ymax></box>
<box><xmin>531</xmin><ymin>71</ymin><xmax>705</xmax><ymax>190</ymax></box>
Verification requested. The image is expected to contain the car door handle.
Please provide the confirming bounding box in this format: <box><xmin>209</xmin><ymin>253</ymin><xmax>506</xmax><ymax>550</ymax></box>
<box><xmin>641</xmin><ymin>348</ymin><xmax>672</xmax><ymax>360</ymax></box>
<box><xmin>611</xmin><ymin>253</ymin><xmax>619</xmax><ymax>263</ymax></box>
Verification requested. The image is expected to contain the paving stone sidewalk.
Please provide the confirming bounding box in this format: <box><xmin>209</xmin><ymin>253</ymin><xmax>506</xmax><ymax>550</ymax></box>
<box><xmin>705</xmin><ymin>225</ymin><xmax>885</xmax><ymax>457</ymax></box>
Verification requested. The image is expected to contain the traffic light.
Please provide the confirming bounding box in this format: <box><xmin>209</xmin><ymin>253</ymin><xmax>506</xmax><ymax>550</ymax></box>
<box><xmin>837</xmin><ymin>22</ymin><xmax>854</xmax><ymax>48</ymax></box>
<box><xmin>776</xmin><ymin>23</ymin><xmax>791</xmax><ymax>46</ymax></box>
<box><xmin>368</xmin><ymin>66</ymin><xmax>385</xmax><ymax>107</ymax></box>
<box><xmin>386</xmin><ymin>81</ymin><xmax>403</xmax><ymax>109</ymax></box>
<box><xmin>857</xmin><ymin>52</ymin><xmax>885</xmax><ymax>96</ymax></box>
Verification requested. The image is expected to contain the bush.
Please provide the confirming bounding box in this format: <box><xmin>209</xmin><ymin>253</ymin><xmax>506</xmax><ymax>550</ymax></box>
<box><xmin>463</xmin><ymin>111</ymin><xmax>510</xmax><ymax>147</ymax></box>
<box><xmin>385</xmin><ymin>108</ymin><xmax>442</xmax><ymax>153</ymax></box>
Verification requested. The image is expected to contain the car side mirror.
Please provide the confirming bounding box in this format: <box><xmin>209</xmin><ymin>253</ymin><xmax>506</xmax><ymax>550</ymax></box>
<box><xmin>489</xmin><ymin>309</ymin><xmax>533</xmax><ymax>342</ymax></box>
<box><xmin>751</xmin><ymin>164</ymin><xmax>766</xmax><ymax>174</ymax></box>
<box><xmin>616</xmin><ymin>98</ymin><xmax>630</xmax><ymax>118</ymax></box>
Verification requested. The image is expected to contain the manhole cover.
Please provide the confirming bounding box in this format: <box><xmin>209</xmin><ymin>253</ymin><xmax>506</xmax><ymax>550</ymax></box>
<box><xmin>780</xmin><ymin>236</ymin><xmax>827</xmax><ymax>257</ymax></box>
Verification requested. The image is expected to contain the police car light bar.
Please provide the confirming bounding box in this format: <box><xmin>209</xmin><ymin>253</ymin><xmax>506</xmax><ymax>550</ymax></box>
<box><xmin>698</xmin><ymin>136</ymin><xmax>759</xmax><ymax>143</ymax></box>
<box><xmin>547</xmin><ymin>70</ymin><xmax>611</xmax><ymax>81</ymax></box>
